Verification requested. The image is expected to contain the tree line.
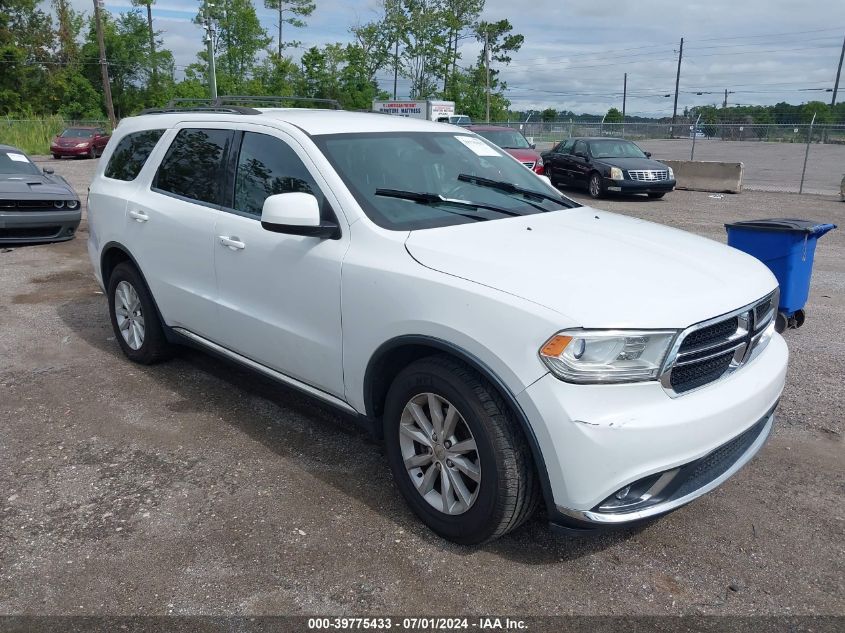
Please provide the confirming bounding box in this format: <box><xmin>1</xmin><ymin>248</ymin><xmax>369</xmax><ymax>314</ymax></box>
<box><xmin>0</xmin><ymin>0</ymin><xmax>524</xmax><ymax>122</ymax></box>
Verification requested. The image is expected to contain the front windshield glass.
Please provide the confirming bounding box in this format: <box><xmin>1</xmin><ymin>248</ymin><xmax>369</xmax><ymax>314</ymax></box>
<box><xmin>589</xmin><ymin>139</ymin><xmax>647</xmax><ymax>159</ymax></box>
<box><xmin>474</xmin><ymin>129</ymin><xmax>531</xmax><ymax>149</ymax></box>
<box><xmin>0</xmin><ymin>150</ymin><xmax>40</xmax><ymax>175</ymax></box>
<box><xmin>60</xmin><ymin>128</ymin><xmax>95</xmax><ymax>138</ymax></box>
<box><xmin>313</xmin><ymin>132</ymin><xmax>578</xmax><ymax>230</ymax></box>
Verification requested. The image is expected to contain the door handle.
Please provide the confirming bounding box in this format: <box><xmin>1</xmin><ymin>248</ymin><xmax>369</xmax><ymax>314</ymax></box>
<box><xmin>128</xmin><ymin>209</ymin><xmax>148</xmax><ymax>223</ymax></box>
<box><xmin>219</xmin><ymin>235</ymin><xmax>246</xmax><ymax>251</ymax></box>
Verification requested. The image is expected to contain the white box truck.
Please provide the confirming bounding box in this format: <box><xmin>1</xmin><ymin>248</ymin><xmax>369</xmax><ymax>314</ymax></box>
<box><xmin>372</xmin><ymin>100</ymin><xmax>455</xmax><ymax>122</ymax></box>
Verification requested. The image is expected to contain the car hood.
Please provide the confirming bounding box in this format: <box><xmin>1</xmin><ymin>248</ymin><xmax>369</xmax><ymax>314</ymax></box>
<box><xmin>404</xmin><ymin>206</ymin><xmax>777</xmax><ymax>329</ymax></box>
<box><xmin>0</xmin><ymin>173</ymin><xmax>76</xmax><ymax>198</ymax></box>
<box><xmin>503</xmin><ymin>148</ymin><xmax>541</xmax><ymax>163</ymax></box>
<box><xmin>594</xmin><ymin>157</ymin><xmax>669</xmax><ymax>171</ymax></box>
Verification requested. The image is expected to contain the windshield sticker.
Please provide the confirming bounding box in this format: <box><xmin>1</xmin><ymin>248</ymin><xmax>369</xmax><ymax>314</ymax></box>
<box><xmin>6</xmin><ymin>152</ymin><xmax>29</xmax><ymax>162</ymax></box>
<box><xmin>455</xmin><ymin>135</ymin><xmax>501</xmax><ymax>157</ymax></box>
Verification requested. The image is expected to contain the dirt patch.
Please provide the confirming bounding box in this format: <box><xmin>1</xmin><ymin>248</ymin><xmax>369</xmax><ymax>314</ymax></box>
<box><xmin>12</xmin><ymin>269</ymin><xmax>99</xmax><ymax>305</ymax></box>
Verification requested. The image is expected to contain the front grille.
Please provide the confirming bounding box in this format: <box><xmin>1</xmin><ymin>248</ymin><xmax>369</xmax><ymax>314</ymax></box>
<box><xmin>521</xmin><ymin>161</ymin><xmax>536</xmax><ymax>169</ymax></box>
<box><xmin>662</xmin><ymin>292</ymin><xmax>777</xmax><ymax>395</ymax></box>
<box><xmin>0</xmin><ymin>226</ymin><xmax>62</xmax><ymax>239</ymax></box>
<box><xmin>0</xmin><ymin>200</ymin><xmax>58</xmax><ymax>210</ymax></box>
<box><xmin>628</xmin><ymin>169</ymin><xmax>669</xmax><ymax>182</ymax></box>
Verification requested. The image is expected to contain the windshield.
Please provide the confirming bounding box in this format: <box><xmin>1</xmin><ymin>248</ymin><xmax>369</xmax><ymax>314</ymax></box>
<box><xmin>589</xmin><ymin>139</ymin><xmax>647</xmax><ymax>159</ymax></box>
<box><xmin>474</xmin><ymin>129</ymin><xmax>531</xmax><ymax>149</ymax></box>
<box><xmin>0</xmin><ymin>150</ymin><xmax>40</xmax><ymax>175</ymax></box>
<box><xmin>313</xmin><ymin>132</ymin><xmax>578</xmax><ymax>230</ymax></box>
<box><xmin>60</xmin><ymin>128</ymin><xmax>95</xmax><ymax>138</ymax></box>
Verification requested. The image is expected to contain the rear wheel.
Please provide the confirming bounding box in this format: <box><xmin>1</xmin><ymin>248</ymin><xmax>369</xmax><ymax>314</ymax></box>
<box><xmin>588</xmin><ymin>172</ymin><xmax>604</xmax><ymax>198</ymax></box>
<box><xmin>647</xmin><ymin>192</ymin><xmax>666</xmax><ymax>199</ymax></box>
<box><xmin>107</xmin><ymin>262</ymin><xmax>172</xmax><ymax>364</ymax></box>
<box><xmin>383</xmin><ymin>355</ymin><xmax>540</xmax><ymax>544</ymax></box>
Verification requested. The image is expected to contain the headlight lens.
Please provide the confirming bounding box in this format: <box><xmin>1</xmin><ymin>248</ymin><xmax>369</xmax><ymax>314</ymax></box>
<box><xmin>66</xmin><ymin>199</ymin><xmax>79</xmax><ymax>209</ymax></box>
<box><xmin>53</xmin><ymin>200</ymin><xmax>64</xmax><ymax>209</ymax></box>
<box><xmin>609</xmin><ymin>167</ymin><xmax>624</xmax><ymax>180</ymax></box>
<box><xmin>75</xmin><ymin>142</ymin><xmax>89</xmax><ymax>148</ymax></box>
<box><xmin>539</xmin><ymin>329</ymin><xmax>678</xmax><ymax>383</ymax></box>
<box><xmin>668</xmin><ymin>166</ymin><xmax>675</xmax><ymax>179</ymax></box>
<box><xmin>536</xmin><ymin>156</ymin><xmax>544</xmax><ymax>167</ymax></box>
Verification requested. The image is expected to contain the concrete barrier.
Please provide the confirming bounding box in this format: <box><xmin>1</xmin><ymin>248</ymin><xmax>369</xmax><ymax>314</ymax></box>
<box><xmin>661</xmin><ymin>160</ymin><xmax>744</xmax><ymax>194</ymax></box>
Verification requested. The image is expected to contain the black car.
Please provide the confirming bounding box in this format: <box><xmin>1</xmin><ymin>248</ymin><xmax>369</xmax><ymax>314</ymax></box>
<box><xmin>0</xmin><ymin>145</ymin><xmax>81</xmax><ymax>243</ymax></box>
<box><xmin>542</xmin><ymin>137</ymin><xmax>676</xmax><ymax>199</ymax></box>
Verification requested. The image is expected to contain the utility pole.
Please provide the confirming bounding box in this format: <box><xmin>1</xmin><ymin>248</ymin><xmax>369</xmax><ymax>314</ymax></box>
<box><xmin>672</xmin><ymin>37</ymin><xmax>684</xmax><ymax>127</ymax></box>
<box><xmin>93</xmin><ymin>0</ymin><xmax>116</xmax><ymax>127</ymax></box>
<box><xmin>484</xmin><ymin>31</ymin><xmax>490</xmax><ymax>123</ymax></box>
<box><xmin>832</xmin><ymin>33</ymin><xmax>845</xmax><ymax>107</ymax></box>
<box><xmin>622</xmin><ymin>73</ymin><xmax>627</xmax><ymax>120</ymax></box>
<box><xmin>724</xmin><ymin>89</ymin><xmax>728</xmax><ymax>108</ymax></box>
<box><xmin>393</xmin><ymin>38</ymin><xmax>398</xmax><ymax>100</ymax></box>
<box><xmin>203</xmin><ymin>1</ymin><xmax>217</xmax><ymax>100</ymax></box>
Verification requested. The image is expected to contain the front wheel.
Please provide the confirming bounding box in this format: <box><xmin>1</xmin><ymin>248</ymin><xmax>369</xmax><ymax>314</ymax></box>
<box><xmin>647</xmin><ymin>192</ymin><xmax>666</xmax><ymax>199</ymax></box>
<box><xmin>383</xmin><ymin>355</ymin><xmax>540</xmax><ymax>544</ymax></box>
<box><xmin>588</xmin><ymin>172</ymin><xmax>605</xmax><ymax>198</ymax></box>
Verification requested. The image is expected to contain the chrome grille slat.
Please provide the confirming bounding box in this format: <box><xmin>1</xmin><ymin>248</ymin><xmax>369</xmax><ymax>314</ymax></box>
<box><xmin>628</xmin><ymin>169</ymin><xmax>669</xmax><ymax>182</ymax></box>
<box><xmin>521</xmin><ymin>161</ymin><xmax>536</xmax><ymax>169</ymax></box>
<box><xmin>661</xmin><ymin>291</ymin><xmax>778</xmax><ymax>396</ymax></box>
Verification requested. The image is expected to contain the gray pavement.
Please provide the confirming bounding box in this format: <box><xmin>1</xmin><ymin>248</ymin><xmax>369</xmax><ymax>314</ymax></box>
<box><xmin>1</xmin><ymin>157</ymin><xmax>843</xmax><ymax>617</ymax></box>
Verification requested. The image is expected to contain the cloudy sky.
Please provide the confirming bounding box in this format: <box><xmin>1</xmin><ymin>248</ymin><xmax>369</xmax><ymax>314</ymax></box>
<box><xmin>61</xmin><ymin>0</ymin><xmax>844</xmax><ymax>115</ymax></box>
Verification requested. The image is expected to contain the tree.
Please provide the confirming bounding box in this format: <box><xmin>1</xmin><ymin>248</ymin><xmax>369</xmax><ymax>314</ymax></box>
<box><xmin>264</xmin><ymin>0</ymin><xmax>315</xmax><ymax>55</ymax></box>
<box><xmin>440</xmin><ymin>0</ymin><xmax>483</xmax><ymax>92</ymax></box>
<box><xmin>52</xmin><ymin>0</ymin><xmax>83</xmax><ymax>64</ymax></box>
<box><xmin>195</xmin><ymin>0</ymin><xmax>271</xmax><ymax>90</ymax></box>
<box><xmin>541</xmin><ymin>107</ymin><xmax>557</xmax><ymax>122</ymax></box>
<box><xmin>801</xmin><ymin>101</ymin><xmax>832</xmax><ymax>124</ymax></box>
<box><xmin>399</xmin><ymin>0</ymin><xmax>448</xmax><ymax>98</ymax></box>
<box><xmin>605</xmin><ymin>107</ymin><xmax>622</xmax><ymax>123</ymax></box>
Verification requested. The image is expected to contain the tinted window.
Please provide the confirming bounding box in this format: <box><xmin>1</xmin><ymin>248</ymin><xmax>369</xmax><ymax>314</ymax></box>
<box><xmin>154</xmin><ymin>128</ymin><xmax>232</xmax><ymax>205</ymax></box>
<box><xmin>60</xmin><ymin>128</ymin><xmax>94</xmax><ymax>138</ymax></box>
<box><xmin>589</xmin><ymin>139</ymin><xmax>647</xmax><ymax>159</ymax></box>
<box><xmin>104</xmin><ymin>129</ymin><xmax>164</xmax><ymax>181</ymax></box>
<box><xmin>573</xmin><ymin>140</ymin><xmax>587</xmax><ymax>156</ymax></box>
<box><xmin>233</xmin><ymin>132</ymin><xmax>323</xmax><ymax>217</ymax></box>
<box><xmin>558</xmin><ymin>140</ymin><xmax>574</xmax><ymax>154</ymax></box>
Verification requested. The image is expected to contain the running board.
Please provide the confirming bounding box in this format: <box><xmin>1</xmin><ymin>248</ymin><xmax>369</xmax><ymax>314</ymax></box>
<box><xmin>171</xmin><ymin>327</ymin><xmax>357</xmax><ymax>415</ymax></box>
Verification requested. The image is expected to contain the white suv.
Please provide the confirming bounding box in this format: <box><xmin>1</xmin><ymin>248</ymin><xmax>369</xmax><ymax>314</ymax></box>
<box><xmin>87</xmin><ymin>104</ymin><xmax>788</xmax><ymax>544</ymax></box>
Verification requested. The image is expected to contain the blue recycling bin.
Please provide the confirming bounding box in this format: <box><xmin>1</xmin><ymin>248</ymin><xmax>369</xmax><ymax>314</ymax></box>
<box><xmin>725</xmin><ymin>219</ymin><xmax>836</xmax><ymax>330</ymax></box>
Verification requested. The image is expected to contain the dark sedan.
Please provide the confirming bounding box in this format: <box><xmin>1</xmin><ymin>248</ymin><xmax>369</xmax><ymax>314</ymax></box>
<box><xmin>0</xmin><ymin>145</ymin><xmax>81</xmax><ymax>243</ymax></box>
<box><xmin>542</xmin><ymin>137</ymin><xmax>675</xmax><ymax>199</ymax></box>
<box><xmin>50</xmin><ymin>126</ymin><xmax>110</xmax><ymax>159</ymax></box>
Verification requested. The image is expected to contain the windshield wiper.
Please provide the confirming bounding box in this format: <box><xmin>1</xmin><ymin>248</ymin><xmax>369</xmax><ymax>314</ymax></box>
<box><xmin>457</xmin><ymin>173</ymin><xmax>574</xmax><ymax>208</ymax></box>
<box><xmin>375</xmin><ymin>188</ymin><xmax>523</xmax><ymax>218</ymax></box>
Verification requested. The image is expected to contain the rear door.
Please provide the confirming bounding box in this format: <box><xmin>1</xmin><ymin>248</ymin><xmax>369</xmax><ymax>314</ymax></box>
<box><xmin>123</xmin><ymin>125</ymin><xmax>233</xmax><ymax>337</ymax></box>
<box><xmin>211</xmin><ymin>127</ymin><xmax>348</xmax><ymax>398</ymax></box>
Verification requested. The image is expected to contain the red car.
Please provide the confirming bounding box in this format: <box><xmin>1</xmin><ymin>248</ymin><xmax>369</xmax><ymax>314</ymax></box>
<box><xmin>50</xmin><ymin>126</ymin><xmax>110</xmax><ymax>159</ymax></box>
<box><xmin>465</xmin><ymin>125</ymin><xmax>544</xmax><ymax>174</ymax></box>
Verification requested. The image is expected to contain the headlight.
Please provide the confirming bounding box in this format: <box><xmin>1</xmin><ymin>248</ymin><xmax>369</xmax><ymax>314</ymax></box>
<box><xmin>609</xmin><ymin>167</ymin><xmax>624</xmax><ymax>180</ymax></box>
<box><xmin>53</xmin><ymin>200</ymin><xmax>65</xmax><ymax>208</ymax></box>
<box><xmin>668</xmin><ymin>167</ymin><xmax>675</xmax><ymax>179</ymax></box>
<box><xmin>75</xmin><ymin>142</ymin><xmax>89</xmax><ymax>148</ymax></box>
<box><xmin>539</xmin><ymin>329</ymin><xmax>678</xmax><ymax>383</ymax></box>
<box><xmin>536</xmin><ymin>156</ymin><xmax>544</xmax><ymax>167</ymax></box>
<box><xmin>66</xmin><ymin>200</ymin><xmax>79</xmax><ymax>209</ymax></box>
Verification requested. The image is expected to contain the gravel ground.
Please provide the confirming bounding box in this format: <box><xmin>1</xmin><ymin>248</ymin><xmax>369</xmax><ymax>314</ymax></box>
<box><xmin>0</xmin><ymin>157</ymin><xmax>843</xmax><ymax>617</ymax></box>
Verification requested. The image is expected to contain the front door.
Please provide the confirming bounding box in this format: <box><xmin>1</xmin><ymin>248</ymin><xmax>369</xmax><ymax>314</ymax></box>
<box><xmin>212</xmin><ymin>128</ymin><xmax>348</xmax><ymax>399</ymax></box>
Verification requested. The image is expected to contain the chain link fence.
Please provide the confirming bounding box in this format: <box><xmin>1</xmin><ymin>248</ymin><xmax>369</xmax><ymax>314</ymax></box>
<box><xmin>493</xmin><ymin>121</ymin><xmax>845</xmax><ymax>196</ymax></box>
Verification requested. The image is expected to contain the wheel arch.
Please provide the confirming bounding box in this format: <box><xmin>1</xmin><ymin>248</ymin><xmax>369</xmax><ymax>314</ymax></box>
<box><xmin>363</xmin><ymin>334</ymin><xmax>557</xmax><ymax>515</ymax></box>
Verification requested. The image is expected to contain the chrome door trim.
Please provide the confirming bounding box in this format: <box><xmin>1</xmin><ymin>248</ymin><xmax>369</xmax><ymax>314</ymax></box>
<box><xmin>172</xmin><ymin>327</ymin><xmax>357</xmax><ymax>414</ymax></box>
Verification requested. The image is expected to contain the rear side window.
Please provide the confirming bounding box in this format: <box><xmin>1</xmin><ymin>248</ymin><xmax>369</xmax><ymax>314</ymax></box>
<box><xmin>232</xmin><ymin>132</ymin><xmax>324</xmax><ymax>217</ymax></box>
<box><xmin>104</xmin><ymin>129</ymin><xmax>164</xmax><ymax>181</ymax></box>
<box><xmin>153</xmin><ymin>128</ymin><xmax>232</xmax><ymax>205</ymax></box>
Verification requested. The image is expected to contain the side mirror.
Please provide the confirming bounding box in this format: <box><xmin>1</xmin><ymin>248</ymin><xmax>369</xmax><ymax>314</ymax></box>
<box><xmin>529</xmin><ymin>143</ymin><xmax>536</xmax><ymax>150</ymax></box>
<box><xmin>645</xmin><ymin>151</ymin><xmax>652</xmax><ymax>158</ymax></box>
<box><xmin>43</xmin><ymin>168</ymin><xmax>54</xmax><ymax>175</ymax></box>
<box><xmin>261</xmin><ymin>192</ymin><xmax>339</xmax><ymax>239</ymax></box>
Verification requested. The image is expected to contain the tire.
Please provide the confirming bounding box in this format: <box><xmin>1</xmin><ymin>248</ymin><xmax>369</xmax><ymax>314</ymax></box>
<box><xmin>647</xmin><ymin>192</ymin><xmax>666</xmax><ymax>199</ymax></box>
<box><xmin>107</xmin><ymin>262</ymin><xmax>172</xmax><ymax>364</ymax></box>
<box><xmin>88</xmin><ymin>146</ymin><xmax>96</xmax><ymax>159</ymax></box>
<box><xmin>383</xmin><ymin>355</ymin><xmax>540</xmax><ymax>544</ymax></box>
<box><xmin>588</xmin><ymin>172</ymin><xmax>605</xmax><ymax>199</ymax></box>
<box><xmin>52</xmin><ymin>154</ymin><xmax>61</xmax><ymax>160</ymax></box>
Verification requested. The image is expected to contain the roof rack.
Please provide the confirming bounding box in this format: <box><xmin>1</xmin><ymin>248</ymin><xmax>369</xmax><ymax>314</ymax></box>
<box><xmin>138</xmin><ymin>95</ymin><xmax>343</xmax><ymax>116</ymax></box>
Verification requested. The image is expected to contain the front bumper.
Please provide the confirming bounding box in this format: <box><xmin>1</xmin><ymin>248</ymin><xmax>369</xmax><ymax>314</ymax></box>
<box><xmin>0</xmin><ymin>209</ymin><xmax>82</xmax><ymax>243</ymax></box>
<box><xmin>50</xmin><ymin>145</ymin><xmax>91</xmax><ymax>157</ymax></box>
<box><xmin>517</xmin><ymin>333</ymin><xmax>787</xmax><ymax>527</ymax></box>
<box><xmin>605</xmin><ymin>178</ymin><xmax>676</xmax><ymax>194</ymax></box>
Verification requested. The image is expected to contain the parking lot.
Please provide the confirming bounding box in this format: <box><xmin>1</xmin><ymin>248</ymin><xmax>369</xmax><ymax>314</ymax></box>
<box><xmin>1</xmin><ymin>157</ymin><xmax>843</xmax><ymax>617</ymax></box>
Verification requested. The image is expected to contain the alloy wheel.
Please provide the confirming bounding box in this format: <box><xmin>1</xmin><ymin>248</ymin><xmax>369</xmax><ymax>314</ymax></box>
<box><xmin>589</xmin><ymin>174</ymin><xmax>601</xmax><ymax>197</ymax></box>
<box><xmin>114</xmin><ymin>280</ymin><xmax>145</xmax><ymax>350</ymax></box>
<box><xmin>398</xmin><ymin>393</ymin><xmax>481</xmax><ymax>515</ymax></box>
